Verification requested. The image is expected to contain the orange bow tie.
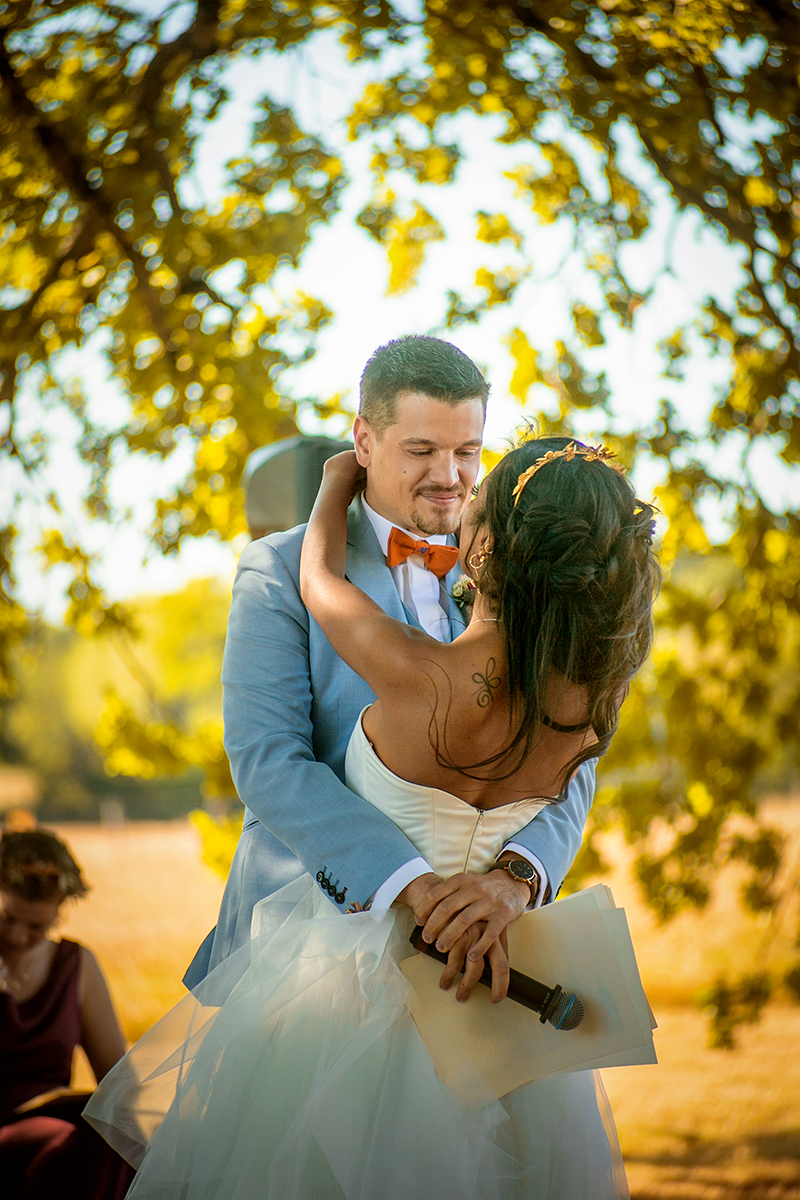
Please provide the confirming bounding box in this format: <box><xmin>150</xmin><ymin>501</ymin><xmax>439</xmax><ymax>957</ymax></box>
<box><xmin>386</xmin><ymin>527</ymin><xmax>460</xmax><ymax>578</ymax></box>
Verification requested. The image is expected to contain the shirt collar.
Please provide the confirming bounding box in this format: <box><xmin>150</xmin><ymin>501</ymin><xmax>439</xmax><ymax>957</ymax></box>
<box><xmin>361</xmin><ymin>495</ymin><xmax>448</xmax><ymax>557</ymax></box>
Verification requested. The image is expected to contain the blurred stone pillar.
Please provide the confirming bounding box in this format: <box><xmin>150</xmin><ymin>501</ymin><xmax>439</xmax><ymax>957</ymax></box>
<box><xmin>242</xmin><ymin>435</ymin><xmax>352</xmax><ymax>540</ymax></box>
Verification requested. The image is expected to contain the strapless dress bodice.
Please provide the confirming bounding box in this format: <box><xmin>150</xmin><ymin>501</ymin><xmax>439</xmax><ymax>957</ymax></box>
<box><xmin>344</xmin><ymin>708</ymin><xmax>547</xmax><ymax>881</ymax></box>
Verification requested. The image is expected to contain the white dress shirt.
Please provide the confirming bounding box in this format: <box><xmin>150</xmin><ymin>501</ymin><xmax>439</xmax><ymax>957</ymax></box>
<box><xmin>361</xmin><ymin>497</ymin><xmax>451</xmax><ymax>640</ymax></box>
<box><xmin>360</xmin><ymin>497</ymin><xmax>548</xmax><ymax>912</ymax></box>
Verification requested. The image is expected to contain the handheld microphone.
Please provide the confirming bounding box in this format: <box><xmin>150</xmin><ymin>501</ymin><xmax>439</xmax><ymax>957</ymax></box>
<box><xmin>409</xmin><ymin>926</ymin><xmax>584</xmax><ymax>1031</ymax></box>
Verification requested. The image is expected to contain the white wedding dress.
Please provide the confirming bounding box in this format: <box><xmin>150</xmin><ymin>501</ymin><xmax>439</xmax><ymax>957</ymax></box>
<box><xmin>86</xmin><ymin>714</ymin><xmax>628</xmax><ymax>1199</ymax></box>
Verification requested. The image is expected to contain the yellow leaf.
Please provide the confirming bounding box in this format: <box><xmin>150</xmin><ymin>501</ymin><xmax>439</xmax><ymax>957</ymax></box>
<box><xmin>475</xmin><ymin>266</ymin><xmax>520</xmax><ymax>307</ymax></box>
<box><xmin>411</xmin><ymin>102</ymin><xmax>436</xmax><ymax>126</ymax></box>
<box><xmin>762</xmin><ymin>529</ymin><xmax>787</xmax><ymax>564</ymax></box>
<box><xmin>507</xmin><ymin>144</ymin><xmax>582</xmax><ymax>224</ymax></box>
<box><xmin>476</xmin><ymin>211</ymin><xmax>523</xmax><ymax>249</ymax></box>
<box><xmin>81</xmin><ymin>267</ymin><xmax>106</xmax><ymax>288</ymax></box>
<box><xmin>385</xmin><ymin>203</ymin><xmax>443</xmax><ymax>295</ymax></box>
<box><xmin>572</xmin><ymin>303</ymin><xmax>605</xmax><ymax>348</ymax></box>
<box><xmin>744</xmin><ymin>177</ymin><xmax>777</xmax><ymax>208</ymax></box>
<box><xmin>479</xmin><ymin>93</ymin><xmax>505</xmax><ymax>115</ymax></box>
<box><xmin>150</xmin><ymin>268</ymin><xmax>178</xmax><ymax>290</ymax></box>
<box><xmin>15</xmin><ymin>178</ymin><xmax>53</xmax><ymax>200</ymax></box>
<box><xmin>655</xmin><ymin>484</ymin><xmax>710</xmax><ymax>563</ymax></box>
<box><xmin>505</xmin><ymin>328</ymin><xmax>545</xmax><ymax>402</ymax></box>
<box><xmin>687</xmin><ymin>782</ymin><xmax>714</xmax><ymax>818</ymax></box>
<box><xmin>481</xmin><ymin>446</ymin><xmax>505</xmax><ymax>474</ymax></box>
<box><xmin>649</xmin><ymin>30</ymin><xmax>676</xmax><ymax>51</ymax></box>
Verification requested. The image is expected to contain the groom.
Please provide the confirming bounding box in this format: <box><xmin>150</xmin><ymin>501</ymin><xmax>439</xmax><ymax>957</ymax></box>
<box><xmin>184</xmin><ymin>335</ymin><xmax>595</xmax><ymax>990</ymax></box>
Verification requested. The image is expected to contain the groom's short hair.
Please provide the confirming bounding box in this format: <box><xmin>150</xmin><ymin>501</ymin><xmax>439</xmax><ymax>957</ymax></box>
<box><xmin>359</xmin><ymin>335</ymin><xmax>490</xmax><ymax>437</ymax></box>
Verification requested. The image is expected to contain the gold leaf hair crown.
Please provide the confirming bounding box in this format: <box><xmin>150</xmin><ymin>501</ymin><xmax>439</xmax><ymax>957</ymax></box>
<box><xmin>512</xmin><ymin>442</ymin><xmax>625</xmax><ymax>507</ymax></box>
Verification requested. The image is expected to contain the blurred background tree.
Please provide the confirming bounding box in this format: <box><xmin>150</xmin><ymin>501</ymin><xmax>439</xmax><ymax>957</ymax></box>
<box><xmin>5</xmin><ymin>576</ymin><xmax>229</xmax><ymax>817</ymax></box>
<box><xmin>0</xmin><ymin>0</ymin><xmax>347</xmax><ymax>822</ymax></box>
<box><xmin>2</xmin><ymin>1</ymin><xmax>799</xmax><ymax>1043</ymax></box>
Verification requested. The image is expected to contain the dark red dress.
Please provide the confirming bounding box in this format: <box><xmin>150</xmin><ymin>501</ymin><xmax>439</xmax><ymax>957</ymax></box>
<box><xmin>0</xmin><ymin>939</ymin><xmax>134</xmax><ymax>1200</ymax></box>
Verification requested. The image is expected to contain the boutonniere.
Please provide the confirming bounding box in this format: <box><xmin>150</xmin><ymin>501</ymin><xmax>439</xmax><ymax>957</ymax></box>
<box><xmin>450</xmin><ymin>574</ymin><xmax>477</xmax><ymax>610</ymax></box>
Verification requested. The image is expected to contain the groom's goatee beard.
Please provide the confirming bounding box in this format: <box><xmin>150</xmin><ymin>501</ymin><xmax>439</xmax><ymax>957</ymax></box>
<box><xmin>410</xmin><ymin>489</ymin><xmax>465</xmax><ymax>536</ymax></box>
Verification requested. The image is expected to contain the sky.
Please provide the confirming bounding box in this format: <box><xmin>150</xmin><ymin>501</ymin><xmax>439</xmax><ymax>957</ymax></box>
<box><xmin>10</xmin><ymin>16</ymin><xmax>799</xmax><ymax>620</ymax></box>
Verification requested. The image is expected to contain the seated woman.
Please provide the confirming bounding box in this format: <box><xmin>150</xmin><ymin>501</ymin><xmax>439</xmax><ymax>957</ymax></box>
<box><xmin>0</xmin><ymin>828</ymin><xmax>134</xmax><ymax>1200</ymax></box>
<box><xmin>87</xmin><ymin>435</ymin><xmax>659</xmax><ymax>1200</ymax></box>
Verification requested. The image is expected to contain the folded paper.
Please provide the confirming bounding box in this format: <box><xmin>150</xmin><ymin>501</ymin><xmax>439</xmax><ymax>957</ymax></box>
<box><xmin>400</xmin><ymin>884</ymin><xmax>657</xmax><ymax>1099</ymax></box>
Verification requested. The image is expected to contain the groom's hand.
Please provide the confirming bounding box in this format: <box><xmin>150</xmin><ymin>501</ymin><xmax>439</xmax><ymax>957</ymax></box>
<box><xmin>397</xmin><ymin>873</ymin><xmax>516</xmax><ymax>1001</ymax></box>
<box><xmin>395</xmin><ymin>872</ymin><xmax>443</xmax><ymax>916</ymax></box>
<box><xmin>414</xmin><ymin>870</ymin><xmax>530</xmax><ymax>963</ymax></box>
<box><xmin>397</xmin><ymin>870</ymin><xmax>530</xmax><ymax>1001</ymax></box>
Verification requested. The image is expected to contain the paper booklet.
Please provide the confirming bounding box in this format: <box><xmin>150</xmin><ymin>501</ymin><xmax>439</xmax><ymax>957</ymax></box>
<box><xmin>400</xmin><ymin>883</ymin><xmax>657</xmax><ymax>1100</ymax></box>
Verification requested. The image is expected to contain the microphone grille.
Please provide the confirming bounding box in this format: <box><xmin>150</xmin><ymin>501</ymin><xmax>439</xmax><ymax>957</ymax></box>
<box><xmin>548</xmin><ymin>991</ymin><xmax>584</xmax><ymax>1031</ymax></box>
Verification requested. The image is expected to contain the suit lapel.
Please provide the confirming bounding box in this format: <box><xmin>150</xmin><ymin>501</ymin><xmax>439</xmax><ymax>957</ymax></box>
<box><xmin>444</xmin><ymin>558</ymin><xmax>468</xmax><ymax>642</ymax></box>
<box><xmin>346</xmin><ymin>503</ymin><xmax>468</xmax><ymax>638</ymax></box>
<box><xmin>346</xmin><ymin>502</ymin><xmax>422</xmax><ymax>629</ymax></box>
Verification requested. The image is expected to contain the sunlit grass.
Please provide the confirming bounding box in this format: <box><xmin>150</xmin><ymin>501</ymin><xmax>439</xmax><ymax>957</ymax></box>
<box><xmin>604</xmin><ymin>1007</ymin><xmax>800</xmax><ymax>1198</ymax></box>
<box><xmin>588</xmin><ymin>796</ymin><xmax>800</xmax><ymax>1010</ymax></box>
<box><xmin>55</xmin><ymin>820</ymin><xmax>225</xmax><ymax>1044</ymax></box>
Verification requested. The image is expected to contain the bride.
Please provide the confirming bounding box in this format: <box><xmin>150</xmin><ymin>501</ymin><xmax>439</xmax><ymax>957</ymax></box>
<box><xmin>86</xmin><ymin>436</ymin><xmax>659</xmax><ymax>1200</ymax></box>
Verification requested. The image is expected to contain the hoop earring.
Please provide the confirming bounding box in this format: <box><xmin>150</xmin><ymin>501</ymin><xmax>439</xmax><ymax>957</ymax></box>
<box><xmin>468</xmin><ymin>549</ymin><xmax>491</xmax><ymax>570</ymax></box>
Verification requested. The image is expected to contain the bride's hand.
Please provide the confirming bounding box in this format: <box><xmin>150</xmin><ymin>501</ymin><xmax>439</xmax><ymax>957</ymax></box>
<box><xmin>320</xmin><ymin>450</ymin><xmax>366</xmax><ymax>497</ymax></box>
<box><xmin>438</xmin><ymin>924</ymin><xmax>510</xmax><ymax>1004</ymax></box>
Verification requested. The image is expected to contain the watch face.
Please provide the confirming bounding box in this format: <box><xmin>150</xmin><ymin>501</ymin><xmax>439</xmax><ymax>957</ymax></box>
<box><xmin>508</xmin><ymin>859</ymin><xmax>535</xmax><ymax>882</ymax></box>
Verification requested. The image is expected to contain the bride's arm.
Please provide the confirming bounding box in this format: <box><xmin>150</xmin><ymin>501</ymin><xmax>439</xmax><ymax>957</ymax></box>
<box><xmin>302</xmin><ymin>454</ymin><xmax>527</xmax><ymax>1001</ymax></box>
<box><xmin>300</xmin><ymin>451</ymin><xmax>438</xmax><ymax>690</ymax></box>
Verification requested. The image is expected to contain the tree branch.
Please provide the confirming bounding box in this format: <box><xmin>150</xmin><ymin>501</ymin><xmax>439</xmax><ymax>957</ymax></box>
<box><xmin>0</xmin><ymin>42</ymin><xmax>175</xmax><ymax>343</ymax></box>
<box><xmin>0</xmin><ymin>214</ymin><xmax>99</xmax><ymax>343</ymax></box>
<box><xmin>691</xmin><ymin>61</ymin><xmax>726</xmax><ymax>149</ymax></box>
<box><xmin>133</xmin><ymin>0</ymin><xmax>226</xmax><ymax>115</ymax></box>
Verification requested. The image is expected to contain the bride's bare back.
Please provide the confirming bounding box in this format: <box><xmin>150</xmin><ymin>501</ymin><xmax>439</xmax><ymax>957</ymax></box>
<box><xmin>360</xmin><ymin>622</ymin><xmax>595</xmax><ymax>810</ymax></box>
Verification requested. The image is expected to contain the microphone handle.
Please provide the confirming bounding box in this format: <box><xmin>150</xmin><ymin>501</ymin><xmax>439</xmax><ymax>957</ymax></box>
<box><xmin>409</xmin><ymin>926</ymin><xmax>557</xmax><ymax>1019</ymax></box>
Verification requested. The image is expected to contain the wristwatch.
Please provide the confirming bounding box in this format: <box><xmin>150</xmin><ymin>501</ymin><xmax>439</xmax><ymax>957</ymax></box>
<box><xmin>492</xmin><ymin>858</ymin><xmax>540</xmax><ymax>902</ymax></box>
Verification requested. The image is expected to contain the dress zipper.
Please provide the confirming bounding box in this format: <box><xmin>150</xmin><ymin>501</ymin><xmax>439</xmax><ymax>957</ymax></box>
<box><xmin>463</xmin><ymin>808</ymin><xmax>485</xmax><ymax>873</ymax></box>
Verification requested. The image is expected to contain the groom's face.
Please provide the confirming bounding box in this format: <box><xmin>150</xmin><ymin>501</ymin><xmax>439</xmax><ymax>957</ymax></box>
<box><xmin>353</xmin><ymin>392</ymin><xmax>485</xmax><ymax>537</ymax></box>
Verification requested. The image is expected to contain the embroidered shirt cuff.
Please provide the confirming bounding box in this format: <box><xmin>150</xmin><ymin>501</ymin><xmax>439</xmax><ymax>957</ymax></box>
<box><xmin>370</xmin><ymin>857</ymin><xmax>432</xmax><ymax>915</ymax></box>
<box><xmin>503</xmin><ymin>844</ymin><xmax>549</xmax><ymax>909</ymax></box>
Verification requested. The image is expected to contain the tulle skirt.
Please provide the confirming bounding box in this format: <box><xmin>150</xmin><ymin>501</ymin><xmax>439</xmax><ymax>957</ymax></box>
<box><xmin>85</xmin><ymin>877</ymin><xmax>628</xmax><ymax>1200</ymax></box>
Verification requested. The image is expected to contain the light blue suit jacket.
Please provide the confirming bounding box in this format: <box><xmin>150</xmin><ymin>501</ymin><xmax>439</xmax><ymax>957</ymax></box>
<box><xmin>184</xmin><ymin>501</ymin><xmax>596</xmax><ymax>987</ymax></box>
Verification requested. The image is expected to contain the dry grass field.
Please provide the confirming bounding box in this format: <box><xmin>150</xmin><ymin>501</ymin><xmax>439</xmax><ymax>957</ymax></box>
<box><xmin>54</xmin><ymin>820</ymin><xmax>226</xmax><ymax>1043</ymax></box>
<box><xmin>52</xmin><ymin>806</ymin><xmax>800</xmax><ymax>1200</ymax></box>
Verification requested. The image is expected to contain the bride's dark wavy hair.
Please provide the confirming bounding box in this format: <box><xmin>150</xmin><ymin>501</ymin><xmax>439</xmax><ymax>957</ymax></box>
<box><xmin>453</xmin><ymin>435</ymin><xmax>660</xmax><ymax>791</ymax></box>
